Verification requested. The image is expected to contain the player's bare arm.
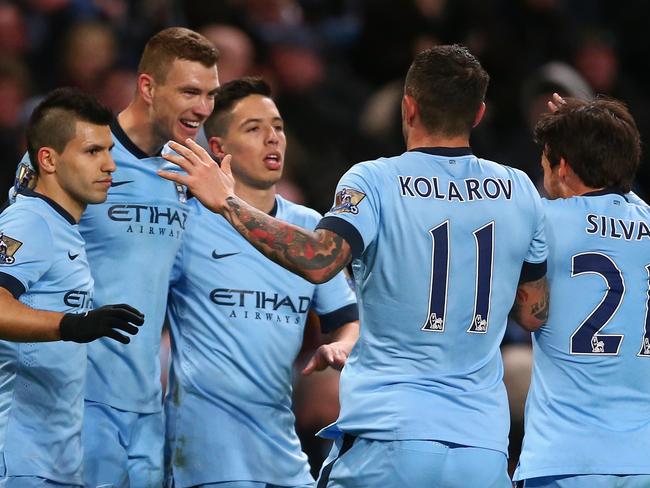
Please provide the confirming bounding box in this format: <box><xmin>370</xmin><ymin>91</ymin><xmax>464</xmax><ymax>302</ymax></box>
<box><xmin>0</xmin><ymin>287</ymin><xmax>62</xmax><ymax>341</ymax></box>
<box><xmin>510</xmin><ymin>275</ymin><xmax>549</xmax><ymax>332</ymax></box>
<box><xmin>159</xmin><ymin>139</ymin><xmax>352</xmax><ymax>283</ymax></box>
<box><xmin>302</xmin><ymin>319</ymin><xmax>359</xmax><ymax>375</ymax></box>
<box><xmin>0</xmin><ymin>287</ymin><xmax>144</xmax><ymax>343</ymax></box>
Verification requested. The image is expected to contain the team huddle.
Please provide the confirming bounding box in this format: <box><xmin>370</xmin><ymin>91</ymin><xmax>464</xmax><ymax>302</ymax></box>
<box><xmin>0</xmin><ymin>26</ymin><xmax>648</xmax><ymax>488</ymax></box>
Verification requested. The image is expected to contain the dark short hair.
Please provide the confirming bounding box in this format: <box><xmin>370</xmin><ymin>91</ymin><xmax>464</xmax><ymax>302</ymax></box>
<box><xmin>138</xmin><ymin>27</ymin><xmax>219</xmax><ymax>83</ymax></box>
<box><xmin>204</xmin><ymin>76</ymin><xmax>272</xmax><ymax>138</ymax></box>
<box><xmin>534</xmin><ymin>97</ymin><xmax>641</xmax><ymax>192</ymax></box>
<box><xmin>405</xmin><ymin>44</ymin><xmax>489</xmax><ymax>136</ymax></box>
<box><xmin>26</xmin><ymin>87</ymin><xmax>113</xmax><ymax>175</ymax></box>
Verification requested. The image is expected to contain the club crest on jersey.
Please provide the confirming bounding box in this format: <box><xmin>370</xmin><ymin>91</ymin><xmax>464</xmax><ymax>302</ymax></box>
<box><xmin>0</xmin><ymin>232</ymin><xmax>22</xmax><ymax>265</ymax></box>
<box><xmin>15</xmin><ymin>162</ymin><xmax>37</xmax><ymax>193</ymax></box>
<box><xmin>331</xmin><ymin>188</ymin><xmax>366</xmax><ymax>215</ymax></box>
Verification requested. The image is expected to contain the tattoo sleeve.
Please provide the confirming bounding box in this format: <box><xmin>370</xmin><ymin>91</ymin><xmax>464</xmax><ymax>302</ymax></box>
<box><xmin>511</xmin><ymin>276</ymin><xmax>549</xmax><ymax>331</ymax></box>
<box><xmin>222</xmin><ymin>196</ymin><xmax>352</xmax><ymax>283</ymax></box>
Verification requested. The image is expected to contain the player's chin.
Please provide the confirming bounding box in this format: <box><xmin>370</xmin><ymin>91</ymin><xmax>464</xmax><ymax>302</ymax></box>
<box><xmin>175</xmin><ymin>122</ymin><xmax>200</xmax><ymax>142</ymax></box>
<box><xmin>86</xmin><ymin>189</ymin><xmax>110</xmax><ymax>205</ymax></box>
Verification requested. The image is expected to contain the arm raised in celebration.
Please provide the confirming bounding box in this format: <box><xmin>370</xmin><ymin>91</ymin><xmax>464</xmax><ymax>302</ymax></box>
<box><xmin>158</xmin><ymin>139</ymin><xmax>352</xmax><ymax>284</ymax></box>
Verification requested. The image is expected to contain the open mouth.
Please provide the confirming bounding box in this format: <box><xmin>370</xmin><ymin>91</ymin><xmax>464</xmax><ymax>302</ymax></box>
<box><xmin>180</xmin><ymin>119</ymin><xmax>200</xmax><ymax>130</ymax></box>
<box><xmin>264</xmin><ymin>153</ymin><xmax>282</xmax><ymax>169</ymax></box>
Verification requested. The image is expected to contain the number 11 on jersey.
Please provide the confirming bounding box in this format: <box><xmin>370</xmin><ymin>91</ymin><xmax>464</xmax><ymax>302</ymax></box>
<box><xmin>421</xmin><ymin>221</ymin><xmax>495</xmax><ymax>334</ymax></box>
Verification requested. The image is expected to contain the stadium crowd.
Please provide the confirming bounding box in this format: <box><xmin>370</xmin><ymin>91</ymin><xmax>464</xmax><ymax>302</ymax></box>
<box><xmin>1</xmin><ymin>0</ymin><xmax>649</xmax><ymax>206</ymax></box>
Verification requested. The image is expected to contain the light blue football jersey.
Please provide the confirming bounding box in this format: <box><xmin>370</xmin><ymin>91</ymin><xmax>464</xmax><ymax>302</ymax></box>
<box><xmin>0</xmin><ymin>191</ymin><xmax>92</xmax><ymax>484</ymax></box>
<box><xmin>9</xmin><ymin>121</ymin><xmax>188</xmax><ymax>412</ymax></box>
<box><xmin>165</xmin><ymin>196</ymin><xmax>358</xmax><ymax>488</ymax></box>
<box><xmin>514</xmin><ymin>190</ymin><xmax>650</xmax><ymax>480</ymax></box>
<box><xmin>316</xmin><ymin>147</ymin><xmax>547</xmax><ymax>455</ymax></box>
<box><xmin>83</xmin><ymin>120</ymin><xmax>188</xmax><ymax>412</ymax></box>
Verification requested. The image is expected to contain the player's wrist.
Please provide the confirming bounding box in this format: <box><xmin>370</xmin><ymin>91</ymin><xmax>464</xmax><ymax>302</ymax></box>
<box><xmin>59</xmin><ymin>311</ymin><xmax>88</xmax><ymax>343</ymax></box>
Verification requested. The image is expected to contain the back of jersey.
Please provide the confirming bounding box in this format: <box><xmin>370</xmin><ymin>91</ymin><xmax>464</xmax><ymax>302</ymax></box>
<box><xmin>322</xmin><ymin>148</ymin><xmax>546</xmax><ymax>454</ymax></box>
<box><xmin>516</xmin><ymin>191</ymin><xmax>650</xmax><ymax>479</ymax></box>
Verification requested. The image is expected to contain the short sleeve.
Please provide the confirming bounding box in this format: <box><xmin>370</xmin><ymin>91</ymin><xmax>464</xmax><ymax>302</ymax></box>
<box><xmin>524</xmin><ymin>186</ymin><xmax>548</xmax><ymax>265</ymax></box>
<box><xmin>312</xmin><ymin>268</ymin><xmax>358</xmax><ymax>333</ymax></box>
<box><xmin>0</xmin><ymin>211</ymin><xmax>54</xmax><ymax>297</ymax></box>
<box><xmin>316</xmin><ymin>163</ymin><xmax>381</xmax><ymax>259</ymax></box>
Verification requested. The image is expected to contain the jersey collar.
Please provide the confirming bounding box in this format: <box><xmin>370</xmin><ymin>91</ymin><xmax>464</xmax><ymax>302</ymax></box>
<box><xmin>409</xmin><ymin>147</ymin><xmax>474</xmax><ymax>157</ymax></box>
<box><xmin>110</xmin><ymin>117</ymin><xmax>162</xmax><ymax>159</ymax></box>
<box><xmin>19</xmin><ymin>188</ymin><xmax>77</xmax><ymax>225</ymax></box>
<box><xmin>269</xmin><ymin>197</ymin><xmax>278</xmax><ymax>217</ymax></box>
<box><xmin>581</xmin><ymin>187</ymin><xmax>626</xmax><ymax>198</ymax></box>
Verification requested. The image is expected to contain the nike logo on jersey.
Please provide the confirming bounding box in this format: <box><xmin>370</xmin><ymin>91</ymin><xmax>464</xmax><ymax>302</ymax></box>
<box><xmin>212</xmin><ymin>250</ymin><xmax>240</xmax><ymax>259</ymax></box>
<box><xmin>68</xmin><ymin>252</ymin><xmax>79</xmax><ymax>260</ymax></box>
<box><xmin>110</xmin><ymin>180</ymin><xmax>133</xmax><ymax>187</ymax></box>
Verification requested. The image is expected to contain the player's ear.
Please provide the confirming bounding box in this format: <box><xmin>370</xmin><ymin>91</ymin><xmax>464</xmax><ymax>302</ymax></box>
<box><xmin>37</xmin><ymin>147</ymin><xmax>57</xmax><ymax>175</ymax></box>
<box><xmin>138</xmin><ymin>74</ymin><xmax>155</xmax><ymax>105</ymax></box>
<box><xmin>402</xmin><ymin>94</ymin><xmax>418</xmax><ymax>127</ymax></box>
<box><xmin>472</xmin><ymin>102</ymin><xmax>486</xmax><ymax>128</ymax></box>
<box><xmin>558</xmin><ymin>158</ymin><xmax>569</xmax><ymax>180</ymax></box>
<box><xmin>208</xmin><ymin>136</ymin><xmax>226</xmax><ymax>160</ymax></box>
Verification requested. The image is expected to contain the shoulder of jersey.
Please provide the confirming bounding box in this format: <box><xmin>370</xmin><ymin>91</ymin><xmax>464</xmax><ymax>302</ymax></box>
<box><xmin>275</xmin><ymin>195</ymin><xmax>321</xmax><ymax>226</ymax></box>
<box><xmin>1</xmin><ymin>200</ymin><xmax>52</xmax><ymax>233</ymax></box>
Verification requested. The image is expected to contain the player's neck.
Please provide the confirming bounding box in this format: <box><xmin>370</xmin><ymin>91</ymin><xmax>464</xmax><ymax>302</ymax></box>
<box><xmin>34</xmin><ymin>179</ymin><xmax>85</xmax><ymax>222</ymax></box>
<box><xmin>235</xmin><ymin>182</ymin><xmax>277</xmax><ymax>214</ymax></box>
<box><xmin>566</xmin><ymin>183</ymin><xmax>605</xmax><ymax>198</ymax></box>
<box><xmin>406</xmin><ymin>127</ymin><xmax>471</xmax><ymax>151</ymax></box>
<box><xmin>561</xmin><ymin>172</ymin><xmax>603</xmax><ymax>198</ymax></box>
<box><xmin>117</xmin><ymin>102</ymin><xmax>164</xmax><ymax>157</ymax></box>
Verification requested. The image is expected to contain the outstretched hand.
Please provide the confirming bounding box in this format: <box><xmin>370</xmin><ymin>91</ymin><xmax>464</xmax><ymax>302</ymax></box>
<box><xmin>158</xmin><ymin>139</ymin><xmax>235</xmax><ymax>214</ymax></box>
<box><xmin>302</xmin><ymin>341</ymin><xmax>353</xmax><ymax>375</ymax></box>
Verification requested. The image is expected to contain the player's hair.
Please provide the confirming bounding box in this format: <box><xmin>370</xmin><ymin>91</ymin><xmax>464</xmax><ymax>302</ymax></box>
<box><xmin>204</xmin><ymin>76</ymin><xmax>272</xmax><ymax>138</ymax></box>
<box><xmin>138</xmin><ymin>27</ymin><xmax>219</xmax><ymax>83</ymax></box>
<box><xmin>534</xmin><ymin>97</ymin><xmax>641</xmax><ymax>192</ymax></box>
<box><xmin>26</xmin><ymin>87</ymin><xmax>113</xmax><ymax>175</ymax></box>
<box><xmin>404</xmin><ymin>44</ymin><xmax>489</xmax><ymax>136</ymax></box>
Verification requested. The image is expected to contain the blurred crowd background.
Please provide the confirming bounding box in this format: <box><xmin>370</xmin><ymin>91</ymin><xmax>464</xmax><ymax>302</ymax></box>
<box><xmin>2</xmin><ymin>0</ymin><xmax>649</xmax><ymax>477</ymax></box>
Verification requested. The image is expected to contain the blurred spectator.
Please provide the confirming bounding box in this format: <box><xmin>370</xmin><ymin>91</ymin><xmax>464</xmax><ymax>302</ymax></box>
<box><xmin>0</xmin><ymin>1</ymin><xmax>28</xmax><ymax>59</ymax></box>
<box><xmin>97</xmin><ymin>67</ymin><xmax>137</xmax><ymax>113</ymax></box>
<box><xmin>199</xmin><ymin>23</ymin><xmax>257</xmax><ymax>83</ymax></box>
<box><xmin>0</xmin><ymin>59</ymin><xmax>30</xmax><ymax>195</ymax></box>
<box><xmin>58</xmin><ymin>21</ymin><xmax>117</xmax><ymax>97</ymax></box>
<box><xmin>573</xmin><ymin>30</ymin><xmax>650</xmax><ymax>198</ymax></box>
<box><xmin>268</xmin><ymin>40</ymin><xmax>372</xmax><ymax>212</ymax></box>
<box><xmin>350</xmin><ymin>0</ymin><xmax>442</xmax><ymax>85</ymax></box>
<box><xmin>493</xmin><ymin>61</ymin><xmax>593</xmax><ymax>187</ymax></box>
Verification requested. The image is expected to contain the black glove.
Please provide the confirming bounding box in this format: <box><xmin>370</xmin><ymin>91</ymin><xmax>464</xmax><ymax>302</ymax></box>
<box><xmin>60</xmin><ymin>304</ymin><xmax>145</xmax><ymax>344</ymax></box>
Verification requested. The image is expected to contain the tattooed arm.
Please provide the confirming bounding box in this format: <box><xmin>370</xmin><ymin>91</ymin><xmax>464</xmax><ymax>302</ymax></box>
<box><xmin>222</xmin><ymin>195</ymin><xmax>352</xmax><ymax>283</ymax></box>
<box><xmin>158</xmin><ymin>139</ymin><xmax>352</xmax><ymax>283</ymax></box>
<box><xmin>510</xmin><ymin>275</ymin><xmax>549</xmax><ymax>332</ymax></box>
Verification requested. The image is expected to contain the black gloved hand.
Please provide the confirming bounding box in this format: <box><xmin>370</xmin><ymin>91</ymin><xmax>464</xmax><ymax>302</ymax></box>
<box><xmin>60</xmin><ymin>304</ymin><xmax>145</xmax><ymax>344</ymax></box>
